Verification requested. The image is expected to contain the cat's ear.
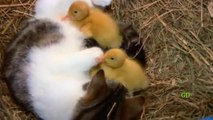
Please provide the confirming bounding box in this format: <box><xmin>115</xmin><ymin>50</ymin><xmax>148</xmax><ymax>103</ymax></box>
<box><xmin>84</xmin><ymin>70</ymin><xmax>107</xmax><ymax>101</ymax></box>
<box><xmin>120</xmin><ymin>96</ymin><xmax>145</xmax><ymax>120</ymax></box>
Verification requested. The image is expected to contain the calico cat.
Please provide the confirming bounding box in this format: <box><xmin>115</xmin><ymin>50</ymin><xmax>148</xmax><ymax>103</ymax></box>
<box><xmin>2</xmin><ymin>21</ymin><xmax>147</xmax><ymax>120</ymax></box>
<box><xmin>3</xmin><ymin>18</ymin><xmax>103</xmax><ymax>120</ymax></box>
<box><xmin>2</xmin><ymin>0</ymin><xmax>147</xmax><ymax>119</ymax></box>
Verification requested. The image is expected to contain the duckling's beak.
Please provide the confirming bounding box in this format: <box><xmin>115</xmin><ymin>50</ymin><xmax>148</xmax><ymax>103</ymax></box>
<box><xmin>62</xmin><ymin>15</ymin><xmax>69</xmax><ymax>21</ymax></box>
<box><xmin>96</xmin><ymin>56</ymin><xmax>104</xmax><ymax>63</ymax></box>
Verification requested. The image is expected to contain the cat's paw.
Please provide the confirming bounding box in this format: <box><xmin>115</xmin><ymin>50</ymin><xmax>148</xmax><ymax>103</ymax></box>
<box><xmin>89</xmin><ymin>47</ymin><xmax>104</xmax><ymax>58</ymax></box>
<box><xmin>92</xmin><ymin>0</ymin><xmax>112</xmax><ymax>7</ymax></box>
<box><xmin>86</xmin><ymin>47</ymin><xmax>104</xmax><ymax>63</ymax></box>
<box><xmin>80</xmin><ymin>47</ymin><xmax>103</xmax><ymax>69</ymax></box>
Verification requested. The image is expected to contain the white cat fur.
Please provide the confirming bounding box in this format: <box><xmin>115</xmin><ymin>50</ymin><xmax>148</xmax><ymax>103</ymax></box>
<box><xmin>26</xmin><ymin>19</ymin><xmax>103</xmax><ymax>120</ymax></box>
<box><xmin>34</xmin><ymin>0</ymin><xmax>112</xmax><ymax>18</ymax></box>
<box><xmin>92</xmin><ymin>0</ymin><xmax>112</xmax><ymax>7</ymax></box>
<box><xmin>29</xmin><ymin>0</ymin><xmax>111</xmax><ymax>119</ymax></box>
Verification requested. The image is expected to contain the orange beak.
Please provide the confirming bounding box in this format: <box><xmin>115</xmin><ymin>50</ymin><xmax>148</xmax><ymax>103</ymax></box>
<box><xmin>96</xmin><ymin>56</ymin><xmax>104</xmax><ymax>63</ymax></box>
<box><xmin>61</xmin><ymin>15</ymin><xmax>70</xmax><ymax>21</ymax></box>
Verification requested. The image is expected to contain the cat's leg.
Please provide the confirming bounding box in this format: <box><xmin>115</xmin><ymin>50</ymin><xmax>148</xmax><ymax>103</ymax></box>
<box><xmin>51</xmin><ymin>47</ymin><xmax>103</xmax><ymax>72</ymax></box>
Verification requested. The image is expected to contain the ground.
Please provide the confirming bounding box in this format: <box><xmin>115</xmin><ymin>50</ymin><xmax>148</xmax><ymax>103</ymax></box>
<box><xmin>0</xmin><ymin>0</ymin><xmax>213</xmax><ymax>120</ymax></box>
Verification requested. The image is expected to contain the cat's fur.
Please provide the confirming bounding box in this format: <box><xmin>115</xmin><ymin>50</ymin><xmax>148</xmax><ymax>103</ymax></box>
<box><xmin>35</xmin><ymin>0</ymin><xmax>112</xmax><ymax>19</ymax></box>
<box><xmin>34</xmin><ymin>0</ymin><xmax>146</xmax><ymax>67</ymax></box>
<box><xmin>3</xmin><ymin>4</ymin><xmax>110</xmax><ymax>119</ymax></box>
<box><xmin>3</xmin><ymin>18</ymin><xmax>103</xmax><ymax>120</ymax></box>
<box><xmin>72</xmin><ymin>70</ymin><xmax>145</xmax><ymax>120</ymax></box>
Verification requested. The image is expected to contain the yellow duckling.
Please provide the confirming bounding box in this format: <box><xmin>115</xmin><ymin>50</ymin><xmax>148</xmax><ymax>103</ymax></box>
<box><xmin>91</xmin><ymin>48</ymin><xmax>150</xmax><ymax>92</ymax></box>
<box><xmin>63</xmin><ymin>1</ymin><xmax>122</xmax><ymax>49</ymax></box>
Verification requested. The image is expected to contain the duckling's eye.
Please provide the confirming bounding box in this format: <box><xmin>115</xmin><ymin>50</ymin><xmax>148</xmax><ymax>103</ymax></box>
<box><xmin>74</xmin><ymin>11</ymin><xmax>78</xmax><ymax>14</ymax></box>
<box><xmin>110</xmin><ymin>57</ymin><xmax>114</xmax><ymax>60</ymax></box>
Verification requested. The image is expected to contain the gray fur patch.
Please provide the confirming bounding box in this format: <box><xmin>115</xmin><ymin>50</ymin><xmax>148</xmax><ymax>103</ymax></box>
<box><xmin>2</xmin><ymin>19</ymin><xmax>63</xmax><ymax>111</ymax></box>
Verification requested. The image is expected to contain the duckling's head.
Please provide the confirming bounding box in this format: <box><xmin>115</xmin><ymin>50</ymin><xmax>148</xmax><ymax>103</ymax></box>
<box><xmin>103</xmin><ymin>49</ymin><xmax>127</xmax><ymax>68</ymax></box>
<box><xmin>68</xmin><ymin>1</ymin><xmax>89</xmax><ymax>21</ymax></box>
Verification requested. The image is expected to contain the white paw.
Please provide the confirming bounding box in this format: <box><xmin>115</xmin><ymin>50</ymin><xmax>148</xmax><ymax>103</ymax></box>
<box><xmin>89</xmin><ymin>47</ymin><xmax>104</xmax><ymax>59</ymax></box>
<box><xmin>82</xmin><ymin>47</ymin><xmax>104</xmax><ymax>69</ymax></box>
<box><xmin>92</xmin><ymin>0</ymin><xmax>112</xmax><ymax>7</ymax></box>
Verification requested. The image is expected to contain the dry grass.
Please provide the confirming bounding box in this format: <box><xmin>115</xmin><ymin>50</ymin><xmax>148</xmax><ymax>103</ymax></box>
<box><xmin>1</xmin><ymin>0</ymin><xmax>213</xmax><ymax>120</ymax></box>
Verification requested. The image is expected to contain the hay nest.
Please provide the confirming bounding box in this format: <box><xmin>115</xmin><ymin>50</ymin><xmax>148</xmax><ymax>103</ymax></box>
<box><xmin>0</xmin><ymin>0</ymin><xmax>213</xmax><ymax>119</ymax></box>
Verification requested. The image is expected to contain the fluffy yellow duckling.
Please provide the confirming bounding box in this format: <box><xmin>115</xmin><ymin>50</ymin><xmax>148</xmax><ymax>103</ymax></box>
<box><xmin>91</xmin><ymin>48</ymin><xmax>150</xmax><ymax>92</ymax></box>
<box><xmin>63</xmin><ymin>1</ymin><xmax>122</xmax><ymax>48</ymax></box>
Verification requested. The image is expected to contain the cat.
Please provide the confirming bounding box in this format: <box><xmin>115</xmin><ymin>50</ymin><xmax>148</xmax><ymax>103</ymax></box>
<box><xmin>3</xmin><ymin>17</ymin><xmax>104</xmax><ymax>120</ymax></box>
<box><xmin>3</xmin><ymin>1</ymin><xmax>114</xmax><ymax>119</ymax></box>
<box><xmin>2</xmin><ymin>0</ymin><xmax>147</xmax><ymax>119</ymax></box>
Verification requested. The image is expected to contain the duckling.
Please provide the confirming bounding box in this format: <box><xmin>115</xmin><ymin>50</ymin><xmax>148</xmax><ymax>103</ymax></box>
<box><xmin>91</xmin><ymin>48</ymin><xmax>150</xmax><ymax>92</ymax></box>
<box><xmin>63</xmin><ymin>1</ymin><xmax>122</xmax><ymax>49</ymax></box>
